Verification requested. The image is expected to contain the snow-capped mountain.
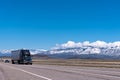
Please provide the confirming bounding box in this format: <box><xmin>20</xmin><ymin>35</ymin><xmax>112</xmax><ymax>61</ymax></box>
<box><xmin>0</xmin><ymin>47</ymin><xmax>119</xmax><ymax>56</ymax></box>
<box><xmin>0</xmin><ymin>47</ymin><xmax>120</xmax><ymax>59</ymax></box>
<box><xmin>0</xmin><ymin>49</ymin><xmax>48</xmax><ymax>56</ymax></box>
<box><xmin>49</xmin><ymin>41</ymin><xmax>120</xmax><ymax>56</ymax></box>
<box><xmin>0</xmin><ymin>50</ymin><xmax>11</xmax><ymax>56</ymax></box>
<box><xmin>1</xmin><ymin>41</ymin><xmax>120</xmax><ymax>59</ymax></box>
<box><xmin>29</xmin><ymin>49</ymin><xmax>48</xmax><ymax>55</ymax></box>
<box><xmin>0</xmin><ymin>47</ymin><xmax>120</xmax><ymax>56</ymax></box>
<box><xmin>49</xmin><ymin>47</ymin><xmax>120</xmax><ymax>56</ymax></box>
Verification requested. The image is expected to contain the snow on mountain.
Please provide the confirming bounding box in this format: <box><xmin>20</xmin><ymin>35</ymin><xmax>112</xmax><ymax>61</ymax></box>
<box><xmin>0</xmin><ymin>50</ymin><xmax>12</xmax><ymax>54</ymax></box>
<box><xmin>1</xmin><ymin>41</ymin><xmax>120</xmax><ymax>58</ymax></box>
<box><xmin>50</xmin><ymin>41</ymin><xmax>120</xmax><ymax>55</ymax></box>
<box><xmin>0</xmin><ymin>50</ymin><xmax>12</xmax><ymax>56</ymax></box>
<box><xmin>50</xmin><ymin>47</ymin><xmax>120</xmax><ymax>55</ymax></box>
<box><xmin>53</xmin><ymin>41</ymin><xmax>120</xmax><ymax>49</ymax></box>
<box><xmin>0</xmin><ymin>49</ymin><xmax>48</xmax><ymax>56</ymax></box>
<box><xmin>30</xmin><ymin>49</ymin><xmax>47</xmax><ymax>55</ymax></box>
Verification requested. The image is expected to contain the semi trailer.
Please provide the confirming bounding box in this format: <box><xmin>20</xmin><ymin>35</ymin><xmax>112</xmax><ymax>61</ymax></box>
<box><xmin>11</xmin><ymin>49</ymin><xmax>32</xmax><ymax>65</ymax></box>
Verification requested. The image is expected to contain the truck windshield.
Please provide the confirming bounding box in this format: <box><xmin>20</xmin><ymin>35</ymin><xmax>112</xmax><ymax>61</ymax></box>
<box><xmin>23</xmin><ymin>51</ymin><xmax>31</xmax><ymax>57</ymax></box>
<box><xmin>25</xmin><ymin>52</ymin><xmax>30</xmax><ymax>56</ymax></box>
<box><xmin>23</xmin><ymin>51</ymin><xmax>31</xmax><ymax>61</ymax></box>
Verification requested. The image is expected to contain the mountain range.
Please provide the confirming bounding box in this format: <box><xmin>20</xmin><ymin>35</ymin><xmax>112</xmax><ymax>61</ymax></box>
<box><xmin>1</xmin><ymin>47</ymin><xmax>120</xmax><ymax>59</ymax></box>
<box><xmin>1</xmin><ymin>41</ymin><xmax>120</xmax><ymax>59</ymax></box>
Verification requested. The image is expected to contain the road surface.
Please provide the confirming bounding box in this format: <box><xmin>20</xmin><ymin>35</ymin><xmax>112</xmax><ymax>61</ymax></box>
<box><xmin>1</xmin><ymin>63</ymin><xmax>120</xmax><ymax>80</ymax></box>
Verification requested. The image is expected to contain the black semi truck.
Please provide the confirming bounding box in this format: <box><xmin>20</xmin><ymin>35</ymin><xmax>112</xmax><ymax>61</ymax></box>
<box><xmin>11</xmin><ymin>49</ymin><xmax>32</xmax><ymax>65</ymax></box>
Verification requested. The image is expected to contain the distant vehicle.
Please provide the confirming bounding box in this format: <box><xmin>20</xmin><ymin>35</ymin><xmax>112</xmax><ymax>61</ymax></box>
<box><xmin>11</xmin><ymin>49</ymin><xmax>32</xmax><ymax>65</ymax></box>
<box><xmin>4</xmin><ymin>60</ymin><xmax>10</xmax><ymax>63</ymax></box>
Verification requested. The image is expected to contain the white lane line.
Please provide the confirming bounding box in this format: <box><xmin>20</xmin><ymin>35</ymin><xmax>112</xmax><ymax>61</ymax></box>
<box><xmin>8</xmin><ymin>66</ymin><xmax>52</xmax><ymax>80</ymax></box>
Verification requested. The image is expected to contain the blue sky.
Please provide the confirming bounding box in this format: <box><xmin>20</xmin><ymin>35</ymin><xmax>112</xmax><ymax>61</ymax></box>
<box><xmin>0</xmin><ymin>0</ymin><xmax>120</xmax><ymax>50</ymax></box>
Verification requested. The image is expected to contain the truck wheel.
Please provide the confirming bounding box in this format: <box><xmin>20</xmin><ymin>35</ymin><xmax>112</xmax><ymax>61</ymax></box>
<box><xmin>18</xmin><ymin>60</ymin><xmax>20</xmax><ymax>64</ymax></box>
<box><xmin>30</xmin><ymin>63</ymin><xmax>32</xmax><ymax>65</ymax></box>
<box><xmin>12</xmin><ymin>60</ymin><xmax>15</xmax><ymax>64</ymax></box>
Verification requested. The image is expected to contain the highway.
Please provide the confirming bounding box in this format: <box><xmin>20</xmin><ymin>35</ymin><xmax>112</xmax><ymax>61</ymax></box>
<box><xmin>1</xmin><ymin>63</ymin><xmax>120</xmax><ymax>80</ymax></box>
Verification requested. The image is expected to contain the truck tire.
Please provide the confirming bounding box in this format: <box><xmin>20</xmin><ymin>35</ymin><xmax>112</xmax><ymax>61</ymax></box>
<box><xmin>18</xmin><ymin>60</ymin><xmax>20</xmax><ymax>64</ymax></box>
<box><xmin>12</xmin><ymin>60</ymin><xmax>15</xmax><ymax>64</ymax></box>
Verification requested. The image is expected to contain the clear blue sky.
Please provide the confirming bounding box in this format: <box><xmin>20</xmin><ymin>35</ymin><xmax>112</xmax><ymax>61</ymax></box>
<box><xmin>0</xmin><ymin>0</ymin><xmax>120</xmax><ymax>50</ymax></box>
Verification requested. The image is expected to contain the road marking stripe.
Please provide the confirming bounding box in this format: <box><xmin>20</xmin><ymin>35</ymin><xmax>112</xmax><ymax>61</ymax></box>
<box><xmin>8</xmin><ymin>66</ymin><xmax>52</xmax><ymax>80</ymax></box>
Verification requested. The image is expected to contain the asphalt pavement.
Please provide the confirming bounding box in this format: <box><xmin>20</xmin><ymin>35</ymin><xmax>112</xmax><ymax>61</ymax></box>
<box><xmin>1</xmin><ymin>63</ymin><xmax>120</xmax><ymax>80</ymax></box>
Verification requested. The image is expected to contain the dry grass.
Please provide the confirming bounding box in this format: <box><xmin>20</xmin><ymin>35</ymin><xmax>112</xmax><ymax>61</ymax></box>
<box><xmin>32</xmin><ymin>59</ymin><xmax>120</xmax><ymax>68</ymax></box>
